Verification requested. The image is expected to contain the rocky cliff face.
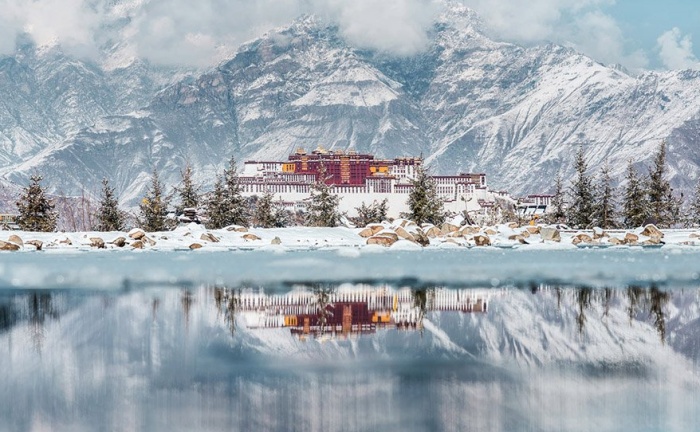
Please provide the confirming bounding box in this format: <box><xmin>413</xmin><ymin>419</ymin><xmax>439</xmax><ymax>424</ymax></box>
<box><xmin>2</xmin><ymin>3</ymin><xmax>700</xmax><ymax>204</ymax></box>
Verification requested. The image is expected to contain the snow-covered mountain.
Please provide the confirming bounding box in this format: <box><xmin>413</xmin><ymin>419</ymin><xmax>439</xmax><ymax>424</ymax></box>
<box><xmin>3</xmin><ymin>2</ymin><xmax>700</xmax><ymax>204</ymax></box>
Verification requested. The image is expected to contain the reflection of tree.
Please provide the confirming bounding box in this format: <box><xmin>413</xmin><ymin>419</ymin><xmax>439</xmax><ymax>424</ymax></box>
<box><xmin>225</xmin><ymin>289</ymin><xmax>240</xmax><ymax>336</ymax></box>
<box><xmin>28</xmin><ymin>293</ymin><xmax>60</xmax><ymax>352</ymax></box>
<box><xmin>603</xmin><ymin>288</ymin><xmax>613</xmax><ymax>319</ymax></box>
<box><xmin>0</xmin><ymin>301</ymin><xmax>17</xmax><ymax>333</ymax></box>
<box><xmin>627</xmin><ymin>286</ymin><xmax>644</xmax><ymax>323</ymax></box>
<box><xmin>555</xmin><ymin>286</ymin><xmax>562</xmax><ymax>311</ymax></box>
<box><xmin>576</xmin><ymin>287</ymin><xmax>592</xmax><ymax>336</ymax></box>
<box><xmin>567</xmin><ymin>286</ymin><xmax>670</xmax><ymax>344</ymax></box>
<box><xmin>312</xmin><ymin>285</ymin><xmax>335</xmax><ymax>335</ymax></box>
<box><xmin>152</xmin><ymin>298</ymin><xmax>160</xmax><ymax>321</ymax></box>
<box><xmin>649</xmin><ymin>287</ymin><xmax>670</xmax><ymax>344</ymax></box>
<box><xmin>411</xmin><ymin>287</ymin><xmax>435</xmax><ymax>333</ymax></box>
<box><xmin>181</xmin><ymin>290</ymin><xmax>194</xmax><ymax>329</ymax></box>
<box><xmin>212</xmin><ymin>287</ymin><xmax>240</xmax><ymax>336</ymax></box>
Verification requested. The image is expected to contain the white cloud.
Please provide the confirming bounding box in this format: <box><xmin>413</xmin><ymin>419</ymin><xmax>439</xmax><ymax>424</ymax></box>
<box><xmin>0</xmin><ymin>0</ymin><xmax>437</xmax><ymax>66</ymax></box>
<box><xmin>0</xmin><ymin>0</ymin><xmax>103</xmax><ymax>57</ymax></box>
<box><xmin>657</xmin><ymin>28</ymin><xmax>700</xmax><ymax>70</ymax></box>
<box><xmin>0</xmin><ymin>0</ymin><xmax>685</xmax><ymax>72</ymax></box>
<box><xmin>319</xmin><ymin>0</ymin><xmax>438</xmax><ymax>56</ymax></box>
<box><xmin>565</xmin><ymin>11</ymin><xmax>648</xmax><ymax>70</ymax></box>
<box><xmin>461</xmin><ymin>0</ymin><xmax>650</xmax><ymax>71</ymax></box>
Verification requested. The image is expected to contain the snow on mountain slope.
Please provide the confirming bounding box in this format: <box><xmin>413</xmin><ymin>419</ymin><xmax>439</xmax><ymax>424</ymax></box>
<box><xmin>3</xmin><ymin>4</ymin><xmax>700</xmax><ymax>203</ymax></box>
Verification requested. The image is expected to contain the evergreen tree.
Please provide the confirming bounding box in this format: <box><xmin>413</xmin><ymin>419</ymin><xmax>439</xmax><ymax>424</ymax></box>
<box><xmin>566</xmin><ymin>146</ymin><xmax>595</xmax><ymax>229</ymax></box>
<box><xmin>688</xmin><ymin>180</ymin><xmax>700</xmax><ymax>227</ymax></box>
<box><xmin>306</xmin><ymin>163</ymin><xmax>341</xmax><ymax>227</ymax></box>
<box><xmin>547</xmin><ymin>172</ymin><xmax>567</xmax><ymax>224</ymax></box>
<box><xmin>646</xmin><ymin>141</ymin><xmax>676</xmax><ymax>227</ymax></box>
<box><xmin>139</xmin><ymin>169</ymin><xmax>171</xmax><ymax>232</ymax></box>
<box><xmin>353</xmin><ymin>199</ymin><xmax>388</xmax><ymax>226</ymax></box>
<box><xmin>403</xmin><ymin>165</ymin><xmax>446</xmax><ymax>225</ymax></box>
<box><xmin>174</xmin><ymin>163</ymin><xmax>200</xmax><ymax>214</ymax></box>
<box><xmin>622</xmin><ymin>161</ymin><xmax>649</xmax><ymax>228</ymax></box>
<box><xmin>253</xmin><ymin>190</ymin><xmax>289</xmax><ymax>228</ymax></box>
<box><xmin>591</xmin><ymin>162</ymin><xmax>617</xmax><ymax>229</ymax></box>
<box><xmin>16</xmin><ymin>174</ymin><xmax>57</xmax><ymax>232</ymax></box>
<box><xmin>94</xmin><ymin>178</ymin><xmax>126</xmax><ymax>231</ymax></box>
<box><xmin>223</xmin><ymin>156</ymin><xmax>248</xmax><ymax>226</ymax></box>
<box><xmin>206</xmin><ymin>175</ymin><xmax>229</xmax><ymax>229</ymax></box>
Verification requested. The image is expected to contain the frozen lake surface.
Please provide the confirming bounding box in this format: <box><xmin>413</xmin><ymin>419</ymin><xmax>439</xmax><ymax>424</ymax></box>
<box><xmin>1</xmin><ymin>249</ymin><xmax>700</xmax><ymax>431</ymax></box>
<box><xmin>1</xmin><ymin>247</ymin><xmax>700</xmax><ymax>290</ymax></box>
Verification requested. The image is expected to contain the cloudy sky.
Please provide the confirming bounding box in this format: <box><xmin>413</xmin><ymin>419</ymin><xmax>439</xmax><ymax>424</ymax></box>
<box><xmin>0</xmin><ymin>0</ymin><xmax>697</xmax><ymax>72</ymax></box>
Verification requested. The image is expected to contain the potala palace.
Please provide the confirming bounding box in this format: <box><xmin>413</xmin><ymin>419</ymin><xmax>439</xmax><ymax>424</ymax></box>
<box><xmin>239</xmin><ymin>147</ymin><xmax>530</xmax><ymax>219</ymax></box>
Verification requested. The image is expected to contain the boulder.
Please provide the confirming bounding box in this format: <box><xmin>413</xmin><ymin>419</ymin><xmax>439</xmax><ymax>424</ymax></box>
<box><xmin>608</xmin><ymin>237</ymin><xmax>623</xmax><ymax>245</ymax></box>
<box><xmin>189</xmin><ymin>243</ymin><xmax>203</xmax><ymax>250</ymax></box>
<box><xmin>142</xmin><ymin>236</ymin><xmax>157</xmax><ymax>247</ymax></box>
<box><xmin>413</xmin><ymin>230</ymin><xmax>430</xmax><ymax>247</ymax></box>
<box><xmin>271</xmin><ymin>236</ymin><xmax>282</xmax><ymax>245</ymax></box>
<box><xmin>376</xmin><ymin>231</ymin><xmax>399</xmax><ymax>241</ymax></box>
<box><xmin>111</xmin><ymin>237</ymin><xmax>126</xmax><ymax>248</ymax></box>
<box><xmin>690</xmin><ymin>233</ymin><xmax>700</xmax><ymax>239</ymax></box>
<box><xmin>128</xmin><ymin>228</ymin><xmax>146</xmax><ymax>240</ymax></box>
<box><xmin>459</xmin><ymin>225</ymin><xmax>481</xmax><ymax>236</ymax></box>
<box><xmin>517</xmin><ymin>230</ymin><xmax>531</xmax><ymax>238</ymax></box>
<box><xmin>643</xmin><ymin>236</ymin><xmax>662</xmax><ymax>245</ymax></box>
<box><xmin>394</xmin><ymin>226</ymin><xmax>415</xmax><ymax>242</ymax></box>
<box><xmin>0</xmin><ymin>240</ymin><xmax>20</xmax><ymax>251</ymax></box>
<box><xmin>90</xmin><ymin>237</ymin><xmax>105</xmax><ymax>249</ymax></box>
<box><xmin>359</xmin><ymin>224</ymin><xmax>384</xmax><ymax>237</ymax></box>
<box><xmin>641</xmin><ymin>224</ymin><xmax>663</xmax><ymax>239</ymax></box>
<box><xmin>200</xmin><ymin>233</ymin><xmax>219</xmax><ymax>243</ymax></box>
<box><xmin>226</xmin><ymin>225</ymin><xmax>248</xmax><ymax>232</ymax></box>
<box><xmin>592</xmin><ymin>227</ymin><xmax>607</xmax><ymax>239</ymax></box>
<box><xmin>508</xmin><ymin>234</ymin><xmax>529</xmax><ymax>244</ymax></box>
<box><xmin>540</xmin><ymin>227</ymin><xmax>561</xmax><ymax>242</ymax></box>
<box><xmin>440</xmin><ymin>222</ymin><xmax>460</xmax><ymax>235</ymax></box>
<box><xmin>484</xmin><ymin>228</ymin><xmax>499</xmax><ymax>236</ymax></box>
<box><xmin>358</xmin><ymin>227</ymin><xmax>374</xmax><ymax>238</ymax></box>
<box><xmin>572</xmin><ymin>233</ymin><xmax>594</xmax><ymax>245</ymax></box>
<box><xmin>526</xmin><ymin>226</ymin><xmax>541</xmax><ymax>235</ymax></box>
<box><xmin>58</xmin><ymin>238</ymin><xmax>72</xmax><ymax>245</ymax></box>
<box><xmin>623</xmin><ymin>233</ymin><xmax>639</xmax><ymax>245</ymax></box>
<box><xmin>507</xmin><ymin>222</ymin><xmax>519</xmax><ymax>229</ymax></box>
<box><xmin>242</xmin><ymin>233</ymin><xmax>261</xmax><ymax>241</ymax></box>
<box><xmin>26</xmin><ymin>240</ymin><xmax>43</xmax><ymax>250</ymax></box>
<box><xmin>442</xmin><ymin>238</ymin><xmax>460</xmax><ymax>245</ymax></box>
<box><xmin>424</xmin><ymin>226</ymin><xmax>442</xmax><ymax>238</ymax></box>
<box><xmin>473</xmin><ymin>235</ymin><xmax>491</xmax><ymax>247</ymax></box>
<box><xmin>367</xmin><ymin>235</ymin><xmax>398</xmax><ymax>247</ymax></box>
<box><xmin>131</xmin><ymin>241</ymin><xmax>144</xmax><ymax>249</ymax></box>
<box><xmin>7</xmin><ymin>234</ymin><xmax>23</xmax><ymax>247</ymax></box>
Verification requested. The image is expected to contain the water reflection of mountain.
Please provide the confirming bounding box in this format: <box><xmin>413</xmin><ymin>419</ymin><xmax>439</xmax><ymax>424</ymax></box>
<box><xmin>213</xmin><ymin>286</ymin><xmax>491</xmax><ymax>340</ymax></box>
<box><xmin>2</xmin><ymin>285</ymin><xmax>700</xmax><ymax>431</ymax></box>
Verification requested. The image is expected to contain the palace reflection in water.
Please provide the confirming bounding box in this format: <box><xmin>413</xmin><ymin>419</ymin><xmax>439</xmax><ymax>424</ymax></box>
<box><xmin>213</xmin><ymin>286</ymin><xmax>489</xmax><ymax>339</ymax></box>
<box><xmin>0</xmin><ymin>284</ymin><xmax>697</xmax><ymax>432</ymax></box>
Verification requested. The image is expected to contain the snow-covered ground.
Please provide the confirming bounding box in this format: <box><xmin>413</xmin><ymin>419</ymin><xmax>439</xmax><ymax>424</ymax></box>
<box><xmin>0</xmin><ymin>222</ymin><xmax>699</xmax><ymax>290</ymax></box>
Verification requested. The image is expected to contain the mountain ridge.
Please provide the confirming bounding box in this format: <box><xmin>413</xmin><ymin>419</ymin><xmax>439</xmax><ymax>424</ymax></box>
<box><xmin>1</xmin><ymin>5</ymin><xmax>700</xmax><ymax>206</ymax></box>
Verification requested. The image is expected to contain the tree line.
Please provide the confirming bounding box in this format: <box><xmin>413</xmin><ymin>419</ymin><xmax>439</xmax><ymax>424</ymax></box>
<box><xmin>548</xmin><ymin>141</ymin><xmax>697</xmax><ymax>229</ymax></box>
<box><xmin>10</xmin><ymin>156</ymin><xmax>448</xmax><ymax>232</ymax></box>
<box><xmin>13</xmin><ymin>143</ymin><xmax>698</xmax><ymax>233</ymax></box>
